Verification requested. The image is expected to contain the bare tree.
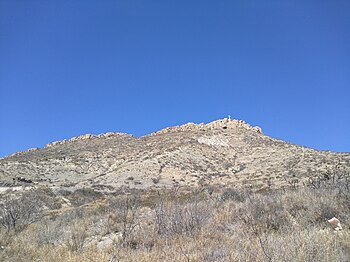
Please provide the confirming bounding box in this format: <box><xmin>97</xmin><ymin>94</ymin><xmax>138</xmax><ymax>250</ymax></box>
<box><xmin>242</xmin><ymin>213</ymin><xmax>272</xmax><ymax>262</ymax></box>
<box><xmin>109</xmin><ymin>195</ymin><xmax>140</xmax><ymax>247</ymax></box>
<box><xmin>0</xmin><ymin>191</ymin><xmax>43</xmax><ymax>232</ymax></box>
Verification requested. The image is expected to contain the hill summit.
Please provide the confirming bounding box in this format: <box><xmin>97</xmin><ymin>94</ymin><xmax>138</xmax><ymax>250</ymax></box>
<box><xmin>147</xmin><ymin>118</ymin><xmax>263</xmax><ymax>136</ymax></box>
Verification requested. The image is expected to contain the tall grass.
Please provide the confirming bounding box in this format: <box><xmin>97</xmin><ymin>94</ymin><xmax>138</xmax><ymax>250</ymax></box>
<box><xmin>1</xmin><ymin>172</ymin><xmax>350</xmax><ymax>261</ymax></box>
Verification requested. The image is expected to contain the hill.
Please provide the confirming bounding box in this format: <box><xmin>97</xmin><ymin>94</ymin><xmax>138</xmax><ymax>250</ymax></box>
<box><xmin>1</xmin><ymin>119</ymin><xmax>350</xmax><ymax>262</ymax></box>
<box><xmin>1</xmin><ymin>118</ymin><xmax>349</xmax><ymax>192</ymax></box>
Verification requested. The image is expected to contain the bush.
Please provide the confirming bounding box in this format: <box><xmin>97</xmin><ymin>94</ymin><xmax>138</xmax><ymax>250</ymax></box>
<box><xmin>237</xmin><ymin>192</ymin><xmax>293</xmax><ymax>233</ymax></box>
<box><xmin>64</xmin><ymin>188</ymin><xmax>103</xmax><ymax>206</ymax></box>
<box><xmin>0</xmin><ymin>191</ymin><xmax>44</xmax><ymax>232</ymax></box>
<box><xmin>219</xmin><ymin>188</ymin><xmax>248</xmax><ymax>202</ymax></box>
<box><xmin>1</xmin><ymin>175</ymin><xmax>350</xmax><ymax>261</ymax></box>
<box><xmin>155</xmin><ymin>197</ymin><xmax>211</xmax><ymax>236</ymax></box>
<box><xmin>66</xmin><ymin>220</ymin><xmax>89</xmax><ymax>252</ymax></box>
<box><xmin>108</xmin><ymin>195</ymin><xmax>141</xmax><ymax>246</ymax></box>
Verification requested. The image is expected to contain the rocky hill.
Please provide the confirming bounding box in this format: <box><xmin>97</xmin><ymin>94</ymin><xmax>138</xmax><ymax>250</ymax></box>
<box><xmin>0</xmin><ymin>118</ymin><xmax>349</xmax><ymax>192</ymax></box>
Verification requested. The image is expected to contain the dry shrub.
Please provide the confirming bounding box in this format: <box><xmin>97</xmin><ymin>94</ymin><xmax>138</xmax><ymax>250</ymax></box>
<box><xmin>66</xmin><ymin>220</ymin><xmax>89</xmax><ymax>252</ymax></box>
<box><xmin>1</xmin><ymin>173</ymin><xmax>350</xmax><ymax>261</ymax></box>
<box><xmin>237</xmin><ymin>192</ymin><xmax>293</xmax><ymax>233</ymax></box>
<box><xmin>62</xmin><ymin>188</ymin><xmax>103</xmax><ymax>207</ymax></box>
<box><xmin>264</xmin><ymin>229</ymin><xmax>350</xmax><ymax>261</ymax></box>
<box><xmin>201</xmin><ymin>248</ymin><xmax>230</xmax><ymax>262</ymax></box>
<box><xmin>219</xmin><ymin>188</ymin><xmax>248</xmax><ymax>202</ymax></box>
<box><xmin>0</xmin><ymin>227</ymin><xmax>109</xmax><ymax>262</ymax></box>
<box><xmin>28</xmin><ymin>187</ymin><xmax>62</xmax><ymax>209</ymax></box>
<box><xmin>154</xmin><ymin>197</ymin><xmax>211</xmax><ymax>237</ymax></box>
<box><xmin>107</xmin><ymin>195</ymin><xmax>141</xmax><ymax>247</ymax></box>
<box><xmin>36</xmin><ymin>218</ymin><xmax>66</xmax><ymax>245</ymax></box>
<box><xmin>0</xmin><ymin>191</ymin><xmax>44</xmax><ymax>232</ymax></box>
<box><xmin>282</xmin><ymin>186</ymin><xmax>348</xmax><ymax>228</ymax></box>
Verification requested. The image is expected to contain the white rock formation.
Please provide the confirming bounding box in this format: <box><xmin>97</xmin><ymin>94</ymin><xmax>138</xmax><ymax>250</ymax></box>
<box><xmin>198</xmin><ymin>136</ymin><xmax>229</xmax><ymax>147</ymax></box>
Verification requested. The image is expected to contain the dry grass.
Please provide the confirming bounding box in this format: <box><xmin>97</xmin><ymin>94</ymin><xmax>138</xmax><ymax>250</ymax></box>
<box><xmin>1</xmin><ymin>174</ymin><xmax>350</xmax><ymax>261</ymax></box>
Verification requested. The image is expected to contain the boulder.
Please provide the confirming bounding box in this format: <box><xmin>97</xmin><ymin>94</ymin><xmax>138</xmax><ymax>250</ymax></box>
<box><xmin>328</xmin><ymin>217</ymin><xmax>342</xmax><ymax>231</ymax></box>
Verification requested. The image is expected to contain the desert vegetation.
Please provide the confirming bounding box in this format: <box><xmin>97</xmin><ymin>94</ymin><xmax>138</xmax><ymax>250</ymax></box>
<box><xmin>0</xmin><ymin>169</ymin><xmax>350</xmax><ymax>261</ymax></box>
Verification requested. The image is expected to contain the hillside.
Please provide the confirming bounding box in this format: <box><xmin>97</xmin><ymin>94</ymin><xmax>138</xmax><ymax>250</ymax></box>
<box><xmin>1</xmin><ymin>118</ymin><xmax>350</xmax><ymax>262</ymax></box>
<box><xmin>1</xmin><ymin>118</ymin><xmax>349</xmax><ymax>192</ymax></box>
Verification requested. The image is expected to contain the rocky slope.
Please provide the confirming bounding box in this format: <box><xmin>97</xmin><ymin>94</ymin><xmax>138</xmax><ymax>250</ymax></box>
<box><xmin>0</xmin><ymin>118</ymin><xmax>349</xmax><ymax>192</ymax></box>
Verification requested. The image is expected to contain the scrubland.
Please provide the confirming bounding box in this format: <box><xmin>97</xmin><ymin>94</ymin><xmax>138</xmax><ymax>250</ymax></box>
<box><xmin>1</xmin><ymin>171</ymin><xmax>350</xmax><ymax>262</ymax></box>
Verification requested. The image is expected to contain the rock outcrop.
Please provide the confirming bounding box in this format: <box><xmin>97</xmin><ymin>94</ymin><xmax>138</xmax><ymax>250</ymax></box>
<box><xmin>44</xmin><ymin>132</ymin><xmax>132</xmax><ymax>148</ymax></box>
<box><xmin>147</xmin><ymin>118</ymin><xmax>263</xmax><ymax>136</ymax></box>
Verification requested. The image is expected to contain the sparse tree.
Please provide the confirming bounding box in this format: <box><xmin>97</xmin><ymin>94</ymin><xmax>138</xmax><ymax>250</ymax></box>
<box><xmin>108</xmin><ymin>195</ymin><xmax>140</xmax><ymax>247</ymax></box>
<box><xmin>0</xmin><ymin>191</ymin><xmax>43</xmax><ymax>232</ymax></box>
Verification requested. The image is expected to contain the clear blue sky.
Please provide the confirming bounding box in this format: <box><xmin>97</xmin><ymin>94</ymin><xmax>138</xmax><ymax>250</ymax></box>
<box><xmin>1</xmin><ymin>0</ymin><xmax>349</xmax><ymax>157</ymax></box>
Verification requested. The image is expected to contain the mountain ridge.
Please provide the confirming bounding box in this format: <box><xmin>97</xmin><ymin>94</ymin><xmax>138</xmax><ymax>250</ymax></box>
<box><xmin>0</xmin><ymin>118</ymin><xmax>349</xmax><ymax>192</ymax></box>
<box><xmin>1</xmin><ymin>118</ymin><xmax>263</xmax><ymax>159</ymax></box>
